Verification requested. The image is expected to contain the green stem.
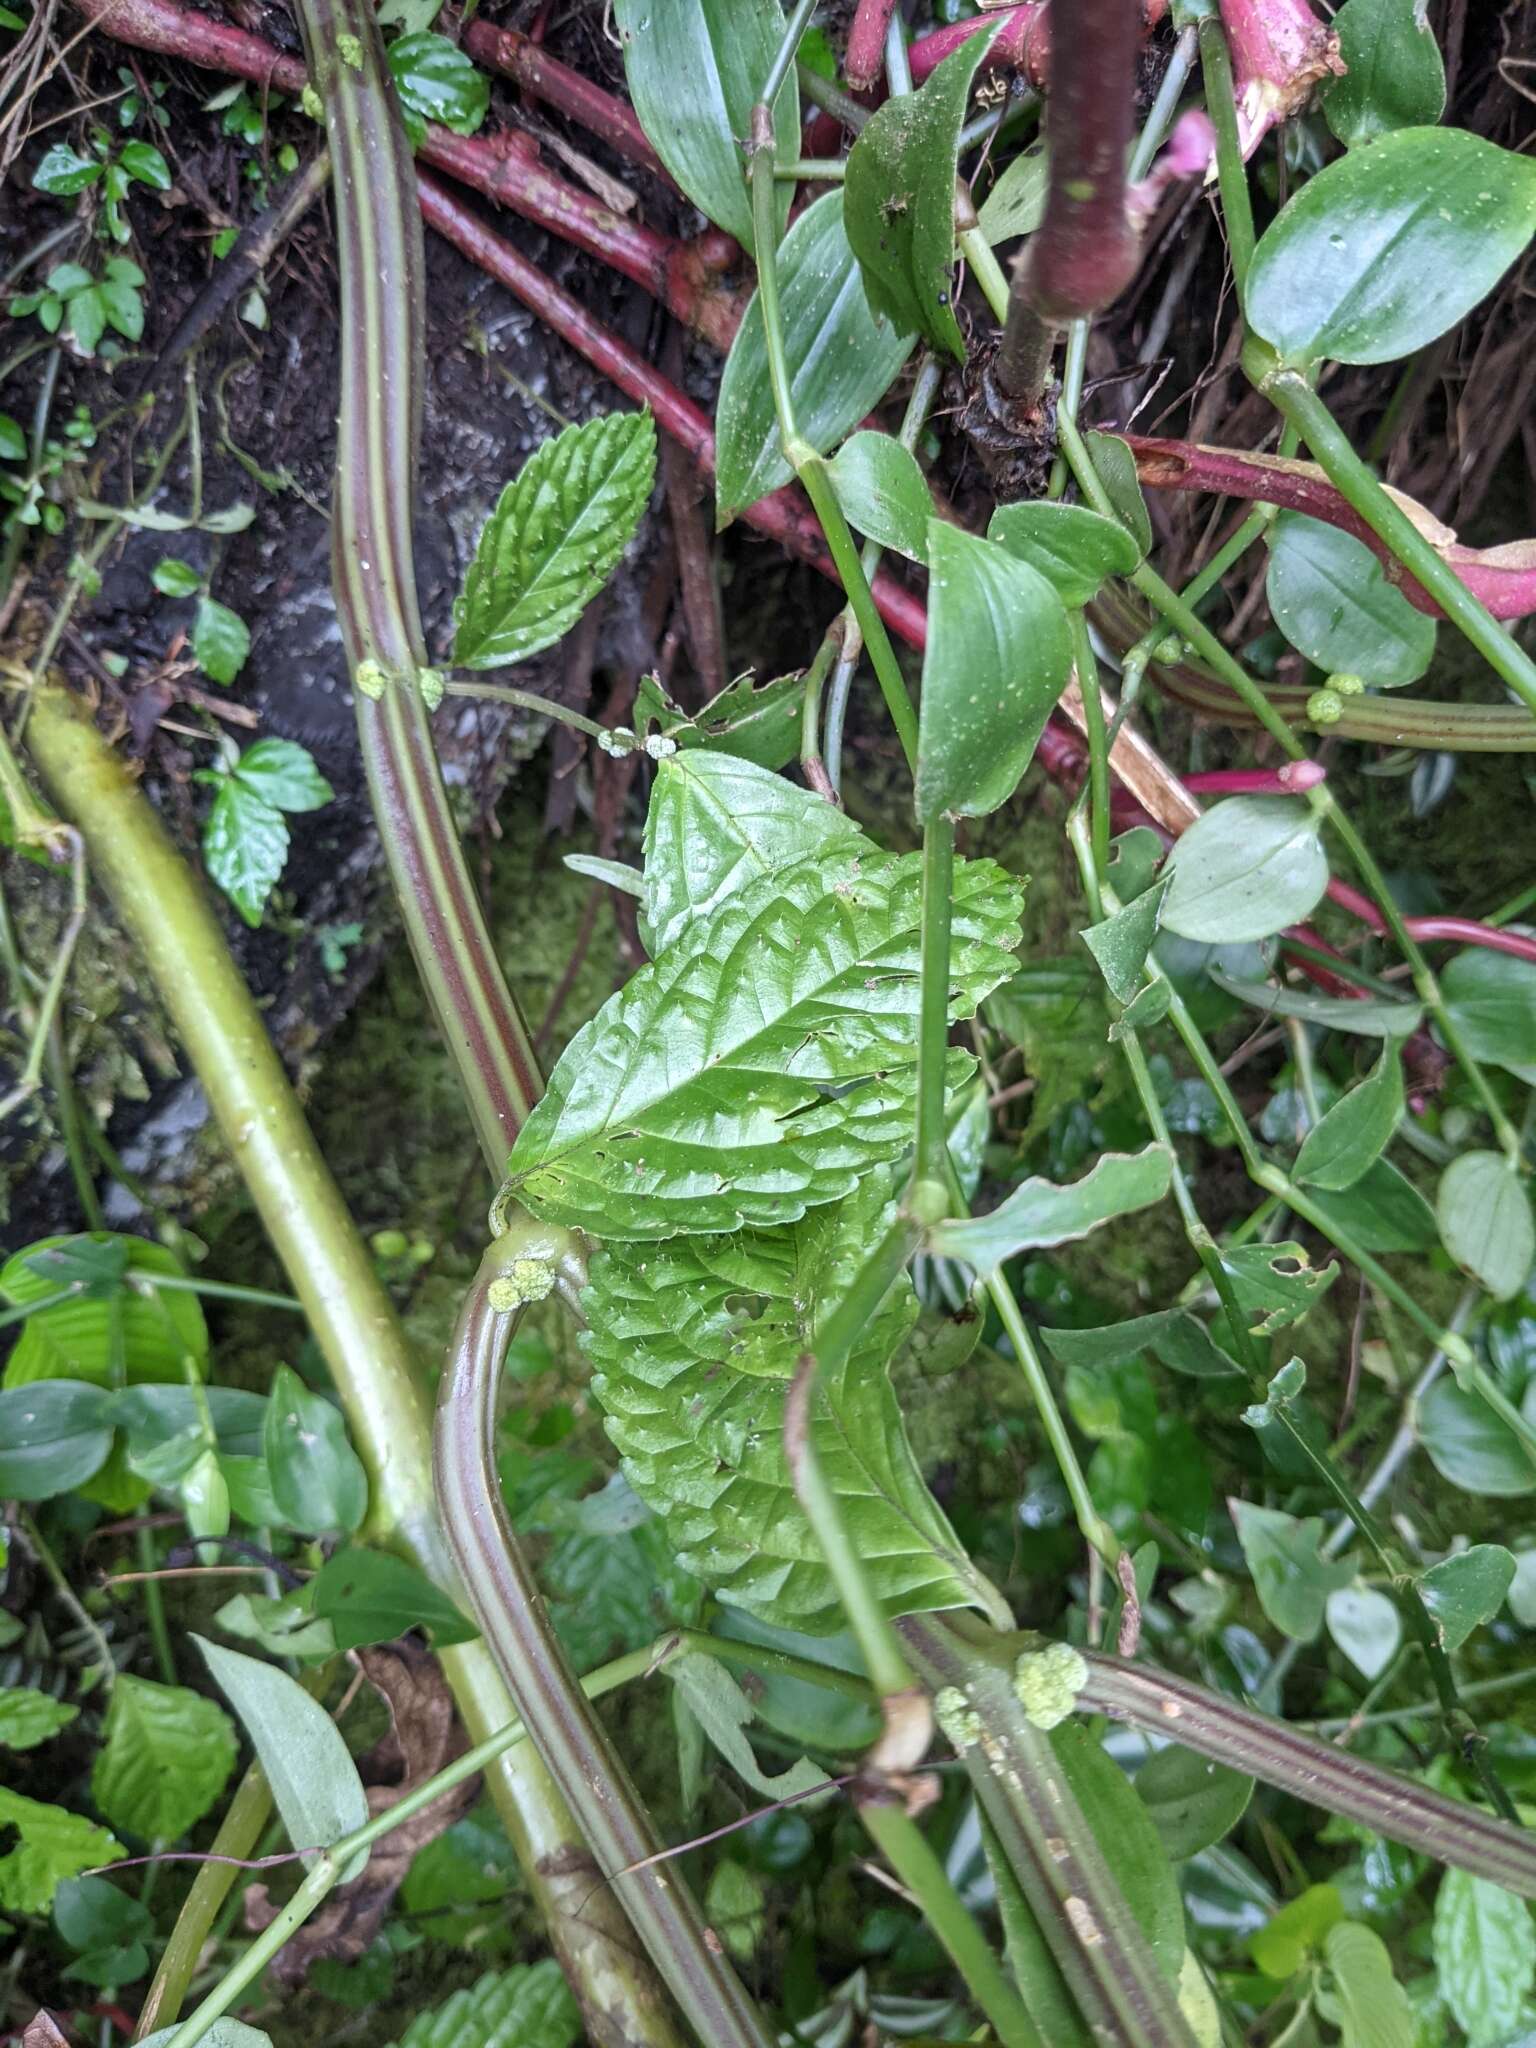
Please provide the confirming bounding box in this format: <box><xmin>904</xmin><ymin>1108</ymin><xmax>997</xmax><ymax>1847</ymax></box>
<box><xmin>22</xmin><ymin>686</ymin><xmax>690</xmax><ymax>2048</ymax></box>
<box><xmin>1198</xmin><ymin>18</ymin><xmax>1254</xmax><ymax>297</ymax></box>
<box><xmin>137</xmin><ymin>1522</ymin><xmax>177</xmax><ymax>1688</ymax></box>
<box><xmin>0</xmin><ymin>1286</ymin><xmax>77</xmax><ymax>1332</ymax></box>
<box><xmin>763</xmin><ymin>0</ymin><xmax>817</xmax><ymax>108</ymax></box>
<box><xmin>134</xmin><ymin>1763</ymin><xmax>273</xmax><ymax>2040</ymax></box>
<box><xmin>912</xmin><ymin>818</ymin><xmax>956</xmax><ymax>1207</ymax></box>
<box><xmin>21</xmin><ymin>1506</ymin><xmax>116</xmax><ymax>1690</ymax></box>
<box><xmin>442</xmin><ymin>679</ymin><xmax>613</xmax><ymax>742</ymax></box>
<box><xmin>858</xmin><ymin>1798</ymin><xmax>1041</xmax><ymax>2048</ymax></box>
<box><xmin>435</xmin><ymin>1226</ymin><xmax>775</xmax><ymax>2048</ymax></box>
<box><xmin>1261</xmin><ymin>368</ymin><xmax>1536</xmax><ymax>720</ymax></box>
<box><xmin>129</xmin><ymin>1273</ymin><xmax>306</xmax><ymax>1313</ymax></box>
<box><xmin>1069</xmin><ymin>611</ymin><xmax>1112</xmax><ymax>878</ymax></box>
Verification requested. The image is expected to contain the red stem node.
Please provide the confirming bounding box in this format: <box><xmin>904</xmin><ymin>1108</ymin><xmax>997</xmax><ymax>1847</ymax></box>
<box><xmin>845</xmin><ymin>0</ymin><xmax>899</xmax><ymax>94</ymax></box>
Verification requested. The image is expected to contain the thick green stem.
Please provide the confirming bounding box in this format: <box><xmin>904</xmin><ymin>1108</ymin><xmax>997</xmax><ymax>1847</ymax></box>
<box><xmin>134</xmin><ymin>1762</ymin><xmax>273</xmax><ymax>2040</ymax></box>
<box><xmin>1261</xmin><ymin>368</ymin><xmax>1536</xmax><ymax>720</ymax></box>
<box><xmin>435</xmin><ymin>1227</ymin><xmax>775</xmax><ymax>2048</ymax></box>
<box><xmin>1070</xmin><ymin>612</ymin><xmax>1113</xmax><ymax>879</ymax></box>
<box><xmin>21</xmin><ymin>687</ymin><xmax>689</xmax><ymax>2048</ymax></box>
<box><xmin>1198</xmin><ymin>18</ymin><xmax>1255</xmax><ymax>297</ymax></box>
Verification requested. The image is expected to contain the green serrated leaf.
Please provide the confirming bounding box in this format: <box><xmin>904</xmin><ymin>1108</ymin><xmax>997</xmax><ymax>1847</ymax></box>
<box><xmin>1323</xmin><ymin>0</ymin><xmax>1446</xmax><ymax>148</ymax></box>
<box><xmin>928</xmin><ymin>1145</ymin><xmax>1173</xmax><ymax>1273</ymax></box>
<box><xmin>386</xmin><ymin>32</ymin><xmax>489</xmax><ymax>140</ymax></box>
<box><xmin>197</xmin><ymin>1637</ymin><xmax>369</xmax><ymax>1879</ymax></box>
<box><xmin>0</xmin><ymin>1790</ymin><xmax>121</xmax><ymax>1914</ymax></box>
<box><xmin>510</xmin><ymin>845</ymin><xmax>1022</xmax><ymax>1240</ymax></box>
<box><xmin>715</xmin><ymin>192</ymin><xmax>914</xmax><ymax>521</ymax></box>
<box><xmin>1437</xmin><ymin>1150</ymin><xmax>1535</xmax><ymax>1301</ymax></box>
<box><xmin>641</xmin><ymin>749</ymin><xmax>864</xmax><ymax>953</ymax></box>
<box><xmin>193</xmin><ymin>597</ymin><xmax>250</xmax><ymax>685</ymax></box>
<box><xmin>1267</xmin><ymin>513</ymin><xmax>1435</xmax><ymax>688</ymax></box>
<box><xmin>585</xmin><ymin>1184</ymin><xmax>994</xmax><ymax>1629</ymax></box>
<box><xmin>915</xmin><ymin>521</ymin><xmax>1073</xmax><ymax>822</ymax></box>
<box><xmin>309</xmin><ymin>1546</ymin><xmax>477</xmax><ymax>1649</ymax></box>
<box><xmin>1248</xmin><ymin>128</ymin><xmax>1536</xmax><ymax>369</ymax></box>
<box><xmin>203</xmin><ymin>779</ymin><xmax>288</xmax><ymax>928</ymax></box>
<box><xmin>682</xmin><ymin>670</ymin><xmax>807</xmax><ymax>770</ymax></box>
<box><xmin>613</xmin><ymin>0</ymin><xmax>796</xmax><ymax>253</ymax></box>
<box><xmin>0</xmin><ymin>1684</ymin><xmax>79</xmax><ymax>1751</ymax></box>
<box><xmin>2</xmin><ymin>1233</ymin><xmax>208</xmax><ymax>1392</ymax></box>
<box><xmin>988</xmin><ymin>500</ymin><xmax>1141</xmax><ymax>608</ymax></box>
<box><xmin>264</xmin><ymin>1363</ymin><xmax>368</xmax><ymax>1534</ymax></box>
<box><xmin>844</xmin><ymin>28</ymin><xmax>994</xmax><ymax>357</ymax></box>
<box><xmin>1294</xmin><ymin>1044</ymin><xmax>1404</xmax><ymax>1192</ymax></box>
<box><xmin>1161</xmin><ymin>797</ymin><xmax>1329</xmax><ymax>945</ymax></box>
<box><xmin>92</xmin><ymin>1674</ymin><xmax>237</xmax><ymax>1841</ymax></box>
<box><xmin>454</xmin><ymin>411</ymin><xmax>656</xmax><ymax>667</ymax></box>
<box><xmin>1231</xmin><ymin>1501</ymin><xmax>1356</xmax><ymax>1640</ymax></box>
<box><xmin>230</xmin><ymin>738</ymin><xmax>333</xmax><ymax>814</ymax></box>
<box><xmin>1433</xmin><ymin>1870</ymin><xmax>1535</xmax><ymax>2048</ymax></box>
<box><xmin>825</xmin><ymin>430</ymin><xmax>933</xmax><ymax>562</ymax></box>
<box><xmin>1420</xmin><ymin>1545</ymin><xmax>1516</xmax><ymax>1653</ymax></box>
<box><xmin>382</xmin><ymin>1959</ymin><xmax>580</xmax><ymax>2048</ymax></box>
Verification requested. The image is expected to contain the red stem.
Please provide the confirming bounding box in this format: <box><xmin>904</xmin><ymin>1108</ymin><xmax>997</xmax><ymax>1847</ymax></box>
<box><xmin>1024</xmin><ymin>0</ymin><xmax>1141</xmax><ymax>324</ymax></box>
<box><xmin>1126</xmin><ymin>434</ymin><xmax>1536</xmax><ymax>623</ymax></box>
<box><xmin>845</xmin><ymin>0</ymin><xmax>899</xmax><ymax>93</ymax></box>
<box><xmin>1185</xmin><ymin>763</ymin><xmax>1326</xmax><ymax>793</ymax></box>
<box><xmin>461</xmin><ymin>19</ymin><xmax>672</xmax><ymax>185</ymax></box>
<box><xmin>907</xmin><ymin>0</ymin><xmax>1166</xmax><ymax>87</ymax></box>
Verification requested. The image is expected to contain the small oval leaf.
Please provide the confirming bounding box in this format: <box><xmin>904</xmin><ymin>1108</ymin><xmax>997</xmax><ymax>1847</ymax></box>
<box><xmin>1436</xmin><ymin>1150</ymin><xmax>1535</xmax><ymax>1301</ymax></box>
<box><xmin>1266</xmin><ymin>511</ymin><xmax>1435</xmax><ymax>687</ymax></box>
<box><xmin>1161</xmin><ymin>797</ymin><xmax>1329</xmax><ymax>944</ymax></box>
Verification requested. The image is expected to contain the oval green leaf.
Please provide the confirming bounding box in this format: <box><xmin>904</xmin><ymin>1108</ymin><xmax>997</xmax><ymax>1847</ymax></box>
<box><xmin>1441</xmin><ymin>946</ymin><xmax>1536</xmax><ymax>1084</ymax></box>
<box><xmin>1294</xmin><ymin>1044</ymin><xmax>1403</xmax><ymax>1192</ymax></box>
<box><xmin>1419</xmin><ymin>1378</ymin><xmax>1536</xmax><ymax>1497</ymax></box>
<box><xmin>1433</xmin><ymin>1870</ymin><xmax>1536</xmax><ymax>2048</ymax></box>
<box><xmin>0</xmin><ymin>1381</ymin><xmax>114</xmax><ymax>1499</ymax></box>
<box><xmin>988</xmin><ymin>500</ymin><xmax>1141</xmax><ymax>607</ymax></box>
<box><xmin>613</xmin><ymin>0</ymin><xmax>796</xmax><ymax>253</ymax></box>
<box><xmin>1161</xmin><ymin>797</ymin><xmax>1329</xmax><ymax>944</ymax></box>
<box><xmin>1266</xmin><ymin>511</ymin><xmax>1435</xmax><ymax>687</ymax></box>
<box><xmin>1420</xmin><ymin>1544</ymin><xmax>1516</xmax><ymax>1653</ymax></box>
<box><xmin>1437</xmin><ymin>1150</ymin><xmax>1535</xmax><ymax>1301</ymax></box>
<box><xmin>914</xmin><ymin>521</ymin><xmax>1073</xmax><ymax>822</ymax></box>
<box><xmin>1135</xmin><ymin>1744</ymin><xmax>1254</xmax><ymax>1862</ymax></box>
<box><xmin>1323</xmin><ymin>0</ymin><xmax>1445</xmax><ymax>148</ymax></box>
<box><xmin>263</xmin><ymin>1363</ymin><xmax>368</xmax><ymax>1534</ymax></box>
<box><xmin>715</xmin><ymin>192</ymin><xmax>914</xmax><ymax>521</ymax></box>
<box><xmin>825</xmin><ymin>430</ymin><xmax>933</xmax><ymax>562</ymax></box>
<box><xmin>1248</xmin><ymin>127</ymin><xmax>1536</xmax><ymax>368</ymax></box>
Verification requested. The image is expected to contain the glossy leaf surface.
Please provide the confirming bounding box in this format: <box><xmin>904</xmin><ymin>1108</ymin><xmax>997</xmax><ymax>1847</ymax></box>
<box><xmin>1135</xmin><ymin>1745</ymin><xmax>1254</xmax><ymax>1862</ymax></box>
<box><xmin>988</xmin><ymin>500</ymin><xmax>1141</xmax><ymax>607</ymax></box>
<box><xmin>264</xmin><ymin>1364</ymin><xmax>368</xmax><ymax>1534</ymax></box>
<box><xmin>1441</xmin><ymin>947</ymin><xmax>1536</xmax><ymax>1084</ymax></box>
<box><xmin>1266</xmin><ymin>512</ymin><xmax>1435</xmax><ymax>687</ymax></box>
<box><xmin>1433</xmin><ymin>1870</ymin><xmax>1536</xmax><ymax>2048</ymax></box>
<box><xmin>1323</xmin><ymin>0</ymin><xmax>1445</xmax><ymax>147</ymax></box>
<box><xmin>0</xmin><ymin>1791</ymin><xmax>121</xmax><ymax>1915</ymax></box>
<box><xmin>1161</xmin><ymin>797</ymin><xmax>1329</xmax><ymax>944</ymax></box>
<box><xmin>715</xmin><ymin>193</ymin><xmax>913</xmax><ymax>520</ymax></box>
<box><xmin>826</xmin><ymin>430</ymin><xmax>933</xmax><ymax>561</ymax></box>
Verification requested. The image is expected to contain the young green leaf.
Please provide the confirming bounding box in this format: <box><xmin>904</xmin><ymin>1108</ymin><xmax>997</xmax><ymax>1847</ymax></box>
<box><xmin>988</xmin><ymin>500</ymin><xmax>1141</xmax><ymax>608</ymax></box>
<box><xmin>825</xmin><ymin>429</ymin><xmax>933</xmax><ymax>562</ymax></box>
<box><xmin>264</xmin><ymin>1363</ymin><xmax>368</xmax><ymax>1533</ymax></box>
<box><xmin>230</xmin><ymin>738</ymin><xmax>333</xmax><ymax>813</ymax></box>
<box><xmin>978</xmin><ymin>140</ymin><xmax>1048</xmax><ymax>243</ymax></box>
<box><xmin>386</xmin><ymin>31</ymin><xmax>489</xmax><ymax>147</ymax></box>
<box><xmin>2</xmin><ymin>1233</ymin><xmax>208</xmax><ymax>1390</ymax></box>
<box><xmin>612</xmin><ymin>0</ymin><xmax>796</xmax><ymax>252</ymax></box>
<box><xmin>214</xmin><ymin>1589</ymin><xmax>336</xmax><ymax>1663</ymax></box>
<box><xmin>454</xmin><ymin>411</ymin><xmax>656</xmax><ymax>667</ymax></box>
<box><xmin>203</xmin><ymin>777</ymin><xmax>289</xmax><ymax>928</ymax></box>
<box><xmin>1081</xmin><ymin>880</ymin><xmax>1169</xmax><ymax>1006</ymax></box>
<box><xmin>382</xmin><ymin>1961</ymin><xmax>579</xmax><ymax>2048</ymax></box>
<box><xmin>1433</xmin><ymin>1870</ymin><xmax>1536</xmax><ymax>2048</ymax></box>
<box><xmin>928</xmin><ymin>1145</ymin><xmax>1173</xmax><ymax>1273</ymax></box>
<box><xmin>509</xmin><ymin>846</ymin><xmax>1022</xmax><ymax>1239</ymax></box>
<box><xmin>1437</xmin><ymin>1150</ymin><xmax>1535</xmax><ymax>1301</ymax></box>
<box><xmin>1325</xmin><ymin>1586</ymin><xmax>1402</xmax><ymax>1680</ymax></box>
<box><xmin>676</xmin><ymin>670</ymin><xmax>807</xmax><ymax>771</ymax></box>
<box><xmin>1419</xmin><ymin>1379</ymin><xmax>1536</xmax><ymax>1497</ymax></box>
<box><xmin>714</xmin><ymin>193</ymin><xmax>914</xmax><ymax>521</ymax></box>
<box><xmin>151</xmin><ymin>556</ymin><xmax>201</xmax><ymax>598</ymax></box>
<box><xmin>1293</xmin><ymin>1044</ymin><xmax>1403</xmax><ymax>1191</ymax></box>
<box><xmin>196</xmin><ymin>1636</ymin><xmax>370</xmax><ymax>1879</ymax></box>
<box><xmin>914</xmin><ymin>522</ymin><xmax>1073</xmax><ymax>822</ymax></box>
<box><xmin>193</xmin><ymin>596</ymin><xmax>250</xmax><ymax>685</ymax></box>
<box><xmin>92</xmin><ymin>1675</ymin><xmax>237</xmax><ymax>1841</ymax></box>
<box><xmin>53</xmin><ymin>1874</ymin><xmax>153</xmax><ymax>1988</ymax></box>
<box><xmin>139</xmin><ymin>2021</ymin><xmax>276</xmax><ymax>2048</ymax></box>
<box><xmin>640</xmin><ymin>748</ymin><xmax>864</xmax><ymax>953</ymax></box>
<box><xmin>845</xmin><ymin>29</ymin><xmax>994</xmax><ymax>357</ymax></box>
<box><xmin>118</xmin><ymin>138</ymin><xmax>171</xmax><ymax>188</ymax></box>
<box><xmin>585</xmin><ymin>1184</ymin><xmax>996</xmax><ymax>1629</ymax></box>
<box><xmin>1225</xmin><ymin>1244</ymin><xmax>1338</xmax><ymax>1334</ymax></box>
<box><xmin>0</xmin><ymin>412</ymin><xmax>26</xmax><ymax>461</ymax></box>
<box><xmin>1041</xmin><ymin>1308</ymin><xmax>1243</xmax><ymax>1381</ymax></box>
<box><xmin>1441</xmin><ymin>946</ymin><xmax>1536</xmax><ymax>1084</ymax></box>
<box><xmin>1251</xmin><ymin>1883</ymin><xmax>1346</xmax><ymax>1979</ymax></box>
<box><xmin>564</xmin><ymin>853</ymin><xmax>644</xmax><ymax>897</ymax></box>
<box><xmin>0</xmin><ymin>1790</ymin><xmax>121</xmax><ymax>1914</ymax></box>
<box><xmin>1420</xmin><ymin>1545</ymin><xmax>1517</xmax><ymax>1652</ymax></box>
<box><xmin>1266</xmin><ymin>512</ymin><xmax>1435</xmax><ymax>687</ymax></box>
<box><xmin>1083</xmin><ymin>431</ymin><xmax>1153</xmax><ymax>557</ymax></box>
<box><xmin>1134</xmin><ymin>1745</ymin><xmax>1253</xmax><ymax>1863</ymax></box>
<box><xmin>1247</xmin><ymin>128</ymin><xmax>1536</xmax><ymax>369</ymax></box>
<box><xmin>0</xmin><ymin>1381</ymin><xmax>115</xmax><ymax>1498</ymax></box>
<box><xmin>32</xmin><ymin>142</ymin><xmax>102</xmax><ymax>194</ymax></box>
<box><xmin>1322</xmin><ymin>0</ymin><xmax>1446</xmax><ymax>148</ymax></box>
<box><xmin>1160</xmin><ymin>797</ymin><xmax>1329</xmax><ymax>944</ymax></box>
<box><xmin>0</xmin><ymin>1684</ymin><xmax>79</xmax><ymax>1751</ymax></box>
<box><xmin>1322</xmin><ymin>1921</ymin><xmax>1415</xmax><ymax>2048</ymax></box>
<box><xmin>1230</xmin><ymin>1501</ymin><xmax>1356</xmax><ymax>1640</ymax></box>
<box><xmin>309</xmin><ymin>1546</ymin><xmax>478</xmax><ymax>1649</ymax></box>
<box><xmin>1209</xmin><ymin>972</ymin><xmax>1423</xmax><ymax>1040</ymax></box>
<box><xmin>665</xmin><ymin>1653</ymin><xmax>829</xmax><ymax>1805</ymax></box>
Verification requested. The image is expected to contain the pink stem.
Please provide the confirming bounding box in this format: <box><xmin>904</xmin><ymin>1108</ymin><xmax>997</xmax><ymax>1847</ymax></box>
<box><xmin>907</xmin><ymin>0</ymin><xmax>1166</xmax><ymax>87</ymax></box>
<box><xmin>461</xmin><ymin>19</ymin><xmax>673</xmax><ymax>186</ymax></box>
<box><xmin>845</xmin><ymin>0</ymin><xmax>899</xmax><ymax>92</ymax></box>
<box><xmin>1126</xmin><ymin>435</ymin><xmax>1536</xmax><ymax>624</ymax></box>
<box><xmin>1185</xmin><ymin>763</ymin><xmax>1326</xmax><ymax>794</ymax></box>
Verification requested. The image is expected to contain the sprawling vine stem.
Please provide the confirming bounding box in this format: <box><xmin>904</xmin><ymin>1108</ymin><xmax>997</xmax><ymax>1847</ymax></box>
<box><xmin>435</xmin><ymin>1228</ymin><xmax>775</xmax><ymax>2048</ymax></box>
<box><xmin>19</xmin><ymin>689</ymin><xmax>686</xmax><ymax>2048</ymax></box>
